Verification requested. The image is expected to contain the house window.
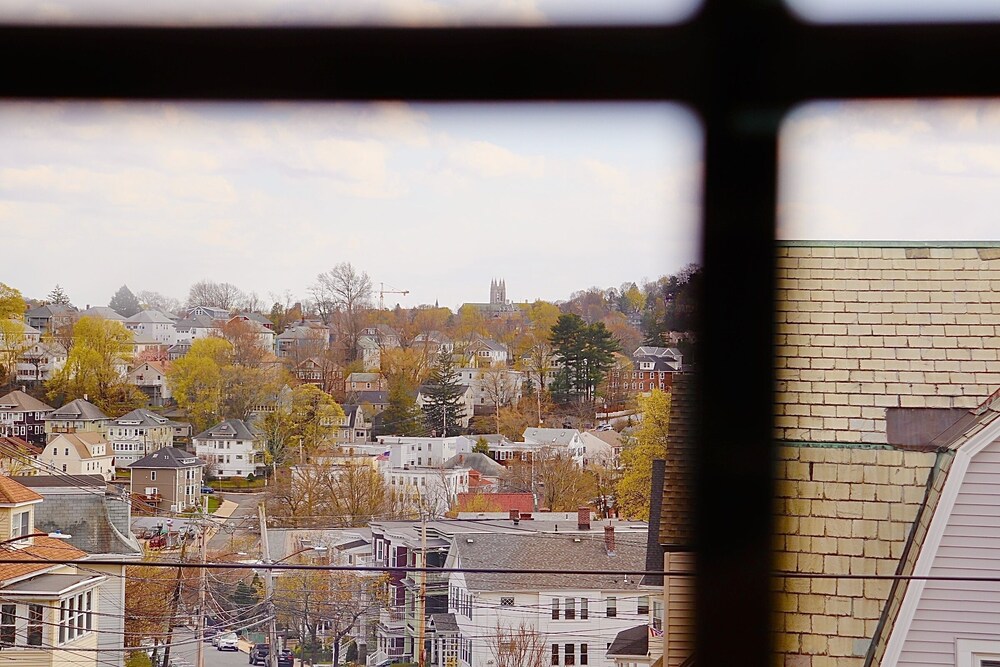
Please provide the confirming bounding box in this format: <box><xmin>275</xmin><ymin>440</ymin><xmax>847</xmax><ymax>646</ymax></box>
<box><xmin>150</xmin><ymin>471</ymin><xmax>157</xmax><ymax>481</ymax></box>
<box><xmin>638</xmin><ymin>595</ymin><xmax>649</xmax><ymax>615</ymax></box>
<box><xmin>580</xmin><ymin>644</ymin><xmax>588</xmax><ymax>665</ymax></box>
<box><xmin>551</xmin><ymin>598</ymin><xmax>559</xmax><ymax>620</ymax></box>
<box><xmin>11</xmin><ymin>510</ymin><xmax>29</xmax><ymax>539</ymax></box>
<box><xmin>551</xmin><ymin>644</ymin><xmax>559</xmax><ymax>665</ymax></box>
<box><xmin>500</xmin><ymin>597</ymin><xmax>514</xmax><ymax>606</ymax></box>
<box><xmin>27</xmin><ymin>604</ymin><xmax>43</xmax><ymax>646</ymax></box>
<box><xmin>564</xmin><ymin>597</ymin><xmax>576</xmax><ymax>620</ymax></box>
<box><xmin>580</xmin><ymin>598</ymin><xmax>588</xmax><ymax>620</ymax></box>
<box><xmin>0</xmin><ymin>605</ymin><xmax>14</xmax><ymax>646</ymax></box>
<box><xmin>565</xmin><ymin>644</ymin><xmax>575</xmax><ymax>665</ymax></box>
<box><xmin>606</xmin><ymin>596</ymin><xmax>617</xmax><ymax>618</ymax></box>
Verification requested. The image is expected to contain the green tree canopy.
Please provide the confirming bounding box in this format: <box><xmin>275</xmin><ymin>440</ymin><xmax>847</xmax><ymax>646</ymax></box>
<box><xmin>421</xmin><ymin>353</ymin><xmax>467</xmax><ymax>437</ymax></box>
<box><xmin>378</xmin><ymin>382</ymin><xmax>424</xmax><ymax>437</ymax></box>
<box><xmin>0</xmin><ymin>283</ymin><xmax>26</xmax><ymax>321</ymax></box>
<box><xmin>109</xmin><ymin>285</ymin><xmax>142</xmax><ymax>318</ymax></box>
<box><xmin>549</xmin><ymin>314</ymin><xmax>619</xmax><ymax>403</ymax></box>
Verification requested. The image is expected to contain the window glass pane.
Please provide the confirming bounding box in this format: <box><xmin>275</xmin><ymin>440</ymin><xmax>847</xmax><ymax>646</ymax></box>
<box><xmin>0</xmin><ymin>0</ymin><xmax>699</xmax><ymax>26</ymax></box>
<box><xmin>786</xmin><ymin>0</ymin><xmax>1000</xmax><ymax>23</ymax></box>
<box><xmin>1</xmin><ymin>102</ymin><xmax>699</xmax><ymax>323</ymax></box>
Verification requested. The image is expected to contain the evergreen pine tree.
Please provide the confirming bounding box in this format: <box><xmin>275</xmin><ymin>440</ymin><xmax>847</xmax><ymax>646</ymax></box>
<box><xmin>109</xmin><ymin>285</ymin><xmax>142</xmax><ymax>317</ymax></box>
<box><xmin>46</xmin><ymin>284</ymin><xmax>70</xmax><ymax>306</ymax></box>
<box><xmin>421</xmin><ymin>353</ymin><xmax>467</xmax><ymax>436</ymax></box>
<box><xmin>378</xmin><ymin>382</ymin><xmax>424</xmax><ymax>436</ymax></box>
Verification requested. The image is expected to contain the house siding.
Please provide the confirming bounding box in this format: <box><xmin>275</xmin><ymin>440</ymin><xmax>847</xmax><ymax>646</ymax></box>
<box><xmin>896</xmin><ymin>438</ymin><xmax>1000</xmax><ymax>665</ymax></box>
<box><xmin>664</xmin><ymin>551</ymin><xmax>694</xmax><ymax>667</ymax></box>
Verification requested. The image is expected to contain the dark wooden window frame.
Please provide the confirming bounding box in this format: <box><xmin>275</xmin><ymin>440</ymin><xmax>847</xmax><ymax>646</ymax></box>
<box><xmin>3</xmin><ymin>6</ymin><xmax>999</xmax><ymax>664</ymax></box>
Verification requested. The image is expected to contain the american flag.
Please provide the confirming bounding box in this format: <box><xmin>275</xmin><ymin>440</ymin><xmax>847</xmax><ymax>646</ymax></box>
<box><xmin>376</xmin><ymin>450</ymin><xmax>390</xmax><ymax>461</ymax></box>
<box><xmin>649</xmin><ymin>625</ymin><xmax>665</xmax><ymax>638</ymax></box>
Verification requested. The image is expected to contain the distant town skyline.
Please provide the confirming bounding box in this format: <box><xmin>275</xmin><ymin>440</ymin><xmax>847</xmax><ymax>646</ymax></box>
<box><xmin>0</xmin><ymin>102</ymin><xmax>701</xmax><ymax>313</ymax></box>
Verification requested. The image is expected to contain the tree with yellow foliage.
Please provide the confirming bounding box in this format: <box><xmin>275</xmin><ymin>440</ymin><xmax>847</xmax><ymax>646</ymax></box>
<box><xmin>615</xmin><ymin>388</ymin><xmax>670</xmax><ymax>520</ymax></box>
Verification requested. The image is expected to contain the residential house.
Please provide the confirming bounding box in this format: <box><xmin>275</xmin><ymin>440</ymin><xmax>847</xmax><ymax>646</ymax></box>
<box><xmin>441</xmin><ymin>453</ymin><xmax>506</xmax><ymax>490</ymax></box>
<box><xmin>346</xmin><ymin>372</ymin><xmax>387</xmax><ymax>393</ymax></box>
<box><xmin>128</xmin><ymin>361</ymin><xmax>172</xmax><ymax>406</ymax></box>
<box><xmin>14</xmin><ymin>474</ymin><xmax>143</xmax><ymax>667</ymax></box>
<box><xmin>25</xmin><ymin>304</ymin><xmax>77</xmax><ymax>335</ymax></box>
<box><xmin>453</xmin><ymin>366</ymin><xmax>523</xmax><ymax>415</ymax></box>
<box><xmin>606</xmin><ymin>346</ymin><xmax>680</xmax><ymax>399</ymax></box>
<box><xmin>334</xmin><ymin>404</ymin><xmax>372</xmax><ymax>444</ymax></box>
<box><xmin>233</xmin><ymin>311</ymin><xmax>274</xmax><ymax>330</ymax></box>
<box><xmin>15</xmin><ymin>341</ymin><xmax>67</xmax><ymax>385</ymax></box>
<box><xmin>79</xmin><ymin>306</ymin><xmax>125</xmax><ymax>322</ymax></box>
<box><xmin>413</xmin><ymin>331</ymin><xmax>454</xmax><ymax>357</ymax></box>
<box><xmin>415</xmin><ymin>384</ymin><xmax>474</xmax><ymax>429</ymax></box>
<box><xmin>0</xmin><ymin>319</ymin><xmax>41</xmax><ymax>347</ymax></box>
<box><xmin>129</xmin><ymin>447</ymin><xmax>205</xmax><ymax>512</ymax></box>
<box><xmin>0</xmin><ymin>475</ymin><xmax>106</xmax><ymax>667</ymax></box>
<box><xmin>0</xmin><ymin>437</ymin><xmax>42</xmax><ymax>477</ymax></box>
<box><xmin>106</xmin><ymin>409</ymin><xmax>175</xmax><ymax>468</ymax></box>
<box><xmin>172</xmin><ymin>314</ymin><xmax>221</xmax><ymax>345</ymax></box>
<box><xmin>38</xmin><ymin>433</ymin><xmax>114</xmax><ymax>480</ymax></box>
<box><xmin>357</xmin><ymin>325</ymin><xmax>401</xmax><ymax>370</ymax></box>
<box><xmin>445</xmin><ymin>527</ymin><xmax>651</xmax><ymax>667</ymax></box>
<box><xmin>226</xmin><ymin>315</ymin><xmax>275</xmax><ymax>351</ymax></box>
<box><xmin>43</xmin><ymin>398</ymin><xmax>110</xmax><ymax>440</ymax></box>
<box><xmin>124</xmin><ymin>310</ymin><xmax>176</xmax><ymax>345</ymax></box>
<box><xmin>522</xmin><ymin>428</ymin><xmax>587</xmax><ymax>465</ymax></box>
<box><xmin>185</xmin><ymin>305</ymin><xmax>230</xmax><ymax>320</ymax></box>
<box><xmin>292</xmin><ymin>356</ymin><xmax>343</xmax><ymax>393</ymax></box>
<box><xmin>192</xmin><ymin>419</ymin><xmax>263</xmax><ymax>478</ymax></box>
<box><xmin>376</xmin><ymin>436</ymin><xmax>473</xmax><ymax>515</ymax></box>
<box><xmin>128</xmin><ymin>332</ymin><xmax>164</xmax><ymax>363</ymax></box>
<box><xmin>276</xmin><ymin>323</ymin><xmax>330</xmax><ymax>359</ymax></box>
<box><xmin>579</xmin><ymin>430</ymin><xmax>623</xmax><ymax>468</ymax></box>
<box><xmin>461</xmin><ymin>337</ymin><xmax>508</xmax><ymax>368</ymax></box>
<box><xmin>350</xmin><ymin>389</ymin><xmax>390</xmax><ymax>415</ymax></box>
<box><xmin>0</xmin><ymin>390</ymin><xmax>54</xmax><ymax>446</ymax></box>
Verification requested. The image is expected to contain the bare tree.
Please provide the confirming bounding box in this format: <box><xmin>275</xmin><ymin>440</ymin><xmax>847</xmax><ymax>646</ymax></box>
<box><xmin>310</xmin><ymin>263</ymin><xmax>373</xmax><ymax>360</ymax></box>
<box><xmin>488</xmin><ymin>622</ymin><xmax>548</xmax><ymax>667</ymax></box>
<box><xmin>186</xmin><ymin>279</ymin><xmax>246</xmax><ymax>311</ymax></box>
<box><xmin>136</xmin><ymin>290</ymin><xmax>182</xmax><ymax>315</ymax></box>
<box><xmin>479</xmin><ymin>367</ymin><xmax>520</xmax><ymax>434</ymax></box>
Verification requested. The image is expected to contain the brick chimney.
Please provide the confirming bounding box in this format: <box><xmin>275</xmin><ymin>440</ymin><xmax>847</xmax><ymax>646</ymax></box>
<box><xmin>578</xmin><ymin>507</ymin><xmax>591</xmax><ymax>531</ymax></box>
<box><xmin>604</xmin><ymin>524</ymin><xmax>616</xmax><ymax>556</ymax></box>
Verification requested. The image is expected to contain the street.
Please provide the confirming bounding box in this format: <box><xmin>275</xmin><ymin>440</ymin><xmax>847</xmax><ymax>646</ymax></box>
<box><xmin>159</xmin><ymin>628</ymin><xmax>254</xmax><ymax>667</ymax></box>
<box><xmin>208</xmin><ymin>492</ymin><xmax>265</xmax><ymax>552</ymax></box>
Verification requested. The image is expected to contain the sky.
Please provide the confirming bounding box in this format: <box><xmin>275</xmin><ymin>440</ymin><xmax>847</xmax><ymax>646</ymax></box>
<box><xmin>0</xmin><ymin>102</ymin><xmax>701</xmax><ymax>312</ymax></box>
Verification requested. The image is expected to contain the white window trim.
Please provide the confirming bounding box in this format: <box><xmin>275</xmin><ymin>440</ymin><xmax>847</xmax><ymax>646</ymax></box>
<box><xmin>957</xmin><ymin>638</ymin><xmax>1000</xmax><ymax>667</ymax></box>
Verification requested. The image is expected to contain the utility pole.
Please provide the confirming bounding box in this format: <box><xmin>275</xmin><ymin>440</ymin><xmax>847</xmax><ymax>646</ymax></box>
<box><xmin>259</xmin><ymin>504</ymin><xmax>277</xmax><ymax>667</ymax></box>
<box><xmin>160</xmin><ymin>535</ymin><xmax>190</xmax><ymax>667</ymax></box>
<box><xmin>417</xmin><ymin>512</ymin><xmax>427</xmax><ymax>667</ymax></box>
<box><xmin>196</xmin><ymin>496</ymin><xmax>209</xmax><ymax>667</ymax></box>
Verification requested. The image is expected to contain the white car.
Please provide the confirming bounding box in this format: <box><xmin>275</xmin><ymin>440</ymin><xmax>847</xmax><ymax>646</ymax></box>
<box><xmin>216</xmin><ymin>633</ymin><xmax>239</xmax><ymax>651</ymax></box>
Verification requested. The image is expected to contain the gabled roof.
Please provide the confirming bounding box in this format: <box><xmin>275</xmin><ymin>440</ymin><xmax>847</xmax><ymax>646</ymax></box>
<box><xmin>347</xmin><ymin>372</ymin><xmax>383</xmax><ymax>383</ymax></box>
<box><xmin>174</xmin><ymin>314</ymin><xmax>218</xmax><ymax>329</ymax></box>
<box><xmin>468</xmin><ymin>337</ymin><xmax>507</xmax><ymax>353</ymax></box>
<box><xmin>633</xmin><ymin>345</ymin><xmax>681</xmax><ymax>359</ymax></box>
<box><xmin>607</xmin><ymin>624</ymin><xmax>650</xmax><ymax>658</ymax></box>
<box><xmin>442</xmin><ymin>453</ymin><xmax>505</xmax><ymax>476</ymax></box>
<box><xmin>47</xmin><ymin>433</ymin><xmax>110</xmax><ymax>460</ymax></box>
<box><xmin>80</xmin><ymin>306</ymin><xmax>125</xmax><ymax>321</ymax></box>
<box><xmin>112</xmin><ymin>409</ymin><xmax>172</xmax><ymax>427</ymax></box>
<box><xmin>126</xmin><ymin>309</ymin><xmax>173</xmax><ymax>324</ymax></box>
<box><xmin>0</xmin><ymin>390</ymin><xmax>54</xmax><ymax>413</ymax></box>
<box><xmin>131</xmin><ymin>447</ymin><xmax>204</xmax><ymax>469</ymax></box>
<box><xmin>0</xmin><ymin>536</ymin><xmax>88</xmax><ymax>583</ymax></box>
<box><xmin>451</xmin><ymin>531</ymin><xmax>645</xmax><ymax>592</ymax></box>
<box><xmin>0</xmin><ymin>475</ymin><xmax>43</xmax><ymax>505</ymax></box>
<box><xmin>25</xmin><ymin>304</ymin><xmax>75</xmax><ymax>318</ymax></box>
<box><xmin>522</xmin><ymin>427</ymin><xmax>580</xmax><ymax>447</ymax></box>
<box><xmin>193</xmin><ymin>419</ymin><xmax>261</xmax><ymax>441</ymax></box>
<box><xmin>236</xmin><ymin>312</ymin><xmax>272</xmax><ymax>325</ymax></box>
<box><xmin>45</xmin><ymin>398</ymin><xmax>109</xmax><ymax>422</ymax></box>
<box><xmin>2</xmin><ymin>319</ymin><xmax>41</xmax><ymax>336</ymax></box>
<box><xmin>429</xmin><ymin>613</ymin><xmax>459</xmax><ymax>634</ymax></box>
<box><xmin>352</xmin><ymin>390</ymin><xmax>388</xmax><ymax>404</ymax></box>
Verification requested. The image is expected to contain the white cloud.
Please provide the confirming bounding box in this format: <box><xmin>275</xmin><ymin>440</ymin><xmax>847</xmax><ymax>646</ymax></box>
<box><xmin>447</xmin><ymin>140</ymin><xmax>545</xmax><ymax>178</ymax></box>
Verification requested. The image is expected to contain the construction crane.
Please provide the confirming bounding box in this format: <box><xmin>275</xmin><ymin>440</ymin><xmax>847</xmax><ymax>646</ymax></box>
<box><xmin>378</xmin><ymin>282</ymin><xmax>410</xmax><ymax>310</ymax></box>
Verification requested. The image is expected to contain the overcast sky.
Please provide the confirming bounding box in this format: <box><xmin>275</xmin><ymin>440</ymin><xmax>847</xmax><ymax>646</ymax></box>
<box><xmin>0</xmin><ymin>102</ymin><xmax>701</xmax><ymax>311</ymax></box>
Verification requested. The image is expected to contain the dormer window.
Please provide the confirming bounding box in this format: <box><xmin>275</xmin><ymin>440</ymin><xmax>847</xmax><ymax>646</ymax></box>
<box><xmin>11</xmin><ymin>510</ymin><xmax>30</xmax><ymax>539</ymax></box>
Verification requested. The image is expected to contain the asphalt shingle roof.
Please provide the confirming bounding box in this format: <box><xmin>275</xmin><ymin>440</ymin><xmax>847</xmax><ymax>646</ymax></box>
<box><xmin>0</xmin><ymin>476</ymin><xmax>43</xmax><ymax>505</ymax></box>
<box><xmin>193</xmin><ymin>419</ymin><xmax>260</xmax><ymax>441</ymax></box>
<box><xmin>45</xmin><ymin>399</ymin><xmax>109</xmax><ymax>422</ymax></box>
<box><xmin>452</xmin><ymin>531</ymin><xmax>645</xmax><ymax>592</ymax></box>
<box><xmin>130</xmin><ymin>447</ymin><xmax>203</xmax><ymax>469</ymax></box>
<box><xmin>0</xmin><ymin>390</ymin><xmax>54</xmax><ymax>413</ymax></box>
<box><xmin>607</xmin><ymin>624</ymin><xmax>650</xmax><ymax>658</ymax></box>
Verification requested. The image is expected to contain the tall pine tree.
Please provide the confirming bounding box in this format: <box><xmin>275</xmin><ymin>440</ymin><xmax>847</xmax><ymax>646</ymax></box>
<box><xmin>421</xmin><ymin>354</ymin><xmax>467</xmax><ymax>436</ymax></box>
<box><xmin>109</xmin><ymin>285</ymin><xmax>142</xmax><ymax>317</ymax></box>
<box><xmin>47</xmin><ymin>284</ymin><xmax>70</xmax><ymax>306</ymax></box>
<box><xmin>550</xmin><ymin>314</ymin><xmax>619</xmax><ymax>402</ymax></box>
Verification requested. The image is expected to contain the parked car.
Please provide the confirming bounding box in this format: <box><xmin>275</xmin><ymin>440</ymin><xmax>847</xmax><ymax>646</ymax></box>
<box><xmin>216</xmin><ymin>633</ymin><xmax>239</xmax><ymax>651</ymax></box>
<box><xmin>200</xmin><ymin>486</ymin><xmax>215</xmax><ymax>494</ymax></box>
<box><xmin>249</xmin><ymin>644</ymin><xmax>270</xmax><ymax>665</ymax></box>
<box><xmin>276</xmin><ymin>649</ymin><xmax>294</xmax><ymax>667</ymax></box>
<box><xmin>202</xmin><ymin>627</ymin><xmax>219</xmax><ymax>642</ymax></box>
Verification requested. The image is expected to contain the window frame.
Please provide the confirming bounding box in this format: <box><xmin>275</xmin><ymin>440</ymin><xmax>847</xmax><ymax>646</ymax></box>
<box><xmin>4</xmin><ymin>9</ymin><xmax>996</xmax><ymax>667</ymax></box>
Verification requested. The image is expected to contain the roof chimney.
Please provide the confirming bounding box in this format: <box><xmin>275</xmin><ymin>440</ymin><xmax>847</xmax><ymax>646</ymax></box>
<box><xmin>604</xmin><ymin>524</ymin><xmax>616</xmax><ymax>556</ymax></box>
<box><xmin>577</xmin><ymin>506</ymin><xmax>591</xmax><ymax>531</ymax></box>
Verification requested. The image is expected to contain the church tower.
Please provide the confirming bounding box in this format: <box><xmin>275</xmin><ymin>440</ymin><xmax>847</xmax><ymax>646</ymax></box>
<box><xmin>490</xmin><ymin>278</ymin><xmax>507</xmax><ymax>305</ymax></box>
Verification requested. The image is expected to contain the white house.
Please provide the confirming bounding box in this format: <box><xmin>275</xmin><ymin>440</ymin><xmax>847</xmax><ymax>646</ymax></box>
<box><xmin>462</xmin><ymin>337</ymin><xmax>508</xmax><ymax>367</ymax></box>
<box><xmin>172</xmin><ymin>314</ymin><xmax>221</xmax><ymax>345</ymax></box>
<box><xmin>522</xmin><ymin>428</ymin><xmax>587</xmax><ymax>465</ymax></box>
<box><xmin>375</xmin><ymin>437</ymin><xmax>474</xmax><ymax>516</ymax></box>
<box><xmin>106</xmin><ymin>408</ymin><xmax>175</xmax><ymax>469</ymax></box>
<box><xmin>455</xmin><ymin>366</ymin><xmax>523</xmax><ymax>413</ymax></box>
<box><xmin>128</xmin><ymin>361</ymin><xmax>172</xmax><ymax>406</ymax></box>
<box><xmin>192</xmin><ymin>419</ymin><xmax>263</xmax><ymax>478</ymax></box>
<box><xmin>38</xmin><ymin>432</ymin><xmax>114</xmax><ymax>480</ymax></box>
<box><xmin>15</xmin><ymin>341</ymin><xmax>67</xmax><ymax>385</ymax></box>
<box><xmin>445</xmin><ymin>529</ymin><xmax>655</xmax><ymax>667</ymax></box>
<box><xmin>124</xmin><ymin>310</ymin><xmax>176</xmax><ymax>345</ymax></box>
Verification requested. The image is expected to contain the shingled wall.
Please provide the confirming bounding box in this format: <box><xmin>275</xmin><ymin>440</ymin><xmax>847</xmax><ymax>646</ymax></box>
<box><xmin>776</xmin><ymin>242</ymin><xmax>1000</xmax><ymax>444</ymax></box>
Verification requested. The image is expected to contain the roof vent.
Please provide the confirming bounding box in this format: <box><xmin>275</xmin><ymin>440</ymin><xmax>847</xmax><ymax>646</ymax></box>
<box><xmin>466</xmin><ymin>538</ymin><xmax>474</xmax><ymax>543</ymax></box>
